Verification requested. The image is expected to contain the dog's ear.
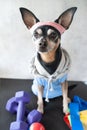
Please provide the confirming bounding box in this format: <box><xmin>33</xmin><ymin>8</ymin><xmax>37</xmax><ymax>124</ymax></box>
<box><xmin>19</xmin><ymin>7</ymin><xmax>39</xmax><ymax>29</ymax></box>
<box><xmin>55</xmin><ymin>7</ymin><xmax>77</xmax><ymax>29</ymax></box>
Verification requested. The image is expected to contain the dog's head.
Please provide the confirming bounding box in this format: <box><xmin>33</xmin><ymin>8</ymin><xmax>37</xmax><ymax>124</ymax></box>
<box><xmin>20</xmin><ymin>7</ymin><xmax>77</xmax><ymax>53</ymax></box>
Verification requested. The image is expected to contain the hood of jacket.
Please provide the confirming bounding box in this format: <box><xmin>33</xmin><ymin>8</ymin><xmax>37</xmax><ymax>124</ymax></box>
<box><xmin>30</xmin><ymin>48</ymin><xmax>71</xmax><ymax>81</ymax></box>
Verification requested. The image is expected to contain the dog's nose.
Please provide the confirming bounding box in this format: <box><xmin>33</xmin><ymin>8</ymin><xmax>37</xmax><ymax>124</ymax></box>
<box><xmin>39</xmin><ymin>42</ymin><xmax>47</xmax><ymax>47</ymax></box>
<box><xmin>39</xmin><ymin>38</ymin><xmax>47</xmax><ymax>47</ymax></box>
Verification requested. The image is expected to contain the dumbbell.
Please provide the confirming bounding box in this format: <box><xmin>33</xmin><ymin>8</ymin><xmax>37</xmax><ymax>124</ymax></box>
<box><xmin>6</xmin><ymin>91</ymin><xmax>30</xmax><ymax>130</ymax></box>
<box><xmin>6</xmin><ymin>94</ymin><xmax>29</xmax><ymax>115</ymax></box>
<box><xmin>6</xmin><ymin>97</ymin><xmax>19</xmax><ymax>114</ymax></box>
<box><xmin>27</xmin><ymin>109</ymin><xmax>42</xmax><ymax>125</ymax></box>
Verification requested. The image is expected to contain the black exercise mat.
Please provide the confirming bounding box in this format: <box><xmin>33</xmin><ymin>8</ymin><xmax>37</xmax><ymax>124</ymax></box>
<box><xmin>0</xmin><ymin>79</ymin><xmax>87</xmax><ymax>130</ymax></box>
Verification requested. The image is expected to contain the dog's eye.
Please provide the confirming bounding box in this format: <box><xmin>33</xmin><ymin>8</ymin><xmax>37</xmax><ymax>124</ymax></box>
<box><xmin>49</xmin><ymin>32</ymin><xmax>58</xmax><ymax>39</ymax></box>
<box><xmin>34</xmin><ymin>32</ymin><xmax>41</xmax><ymax>39</ymax></box>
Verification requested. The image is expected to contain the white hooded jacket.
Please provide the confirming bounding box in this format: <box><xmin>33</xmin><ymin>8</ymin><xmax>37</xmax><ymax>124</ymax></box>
<box><xmin>30</xmin><ymin>48</ymin><xmax>71</xmax><ymax>101</ymax></box>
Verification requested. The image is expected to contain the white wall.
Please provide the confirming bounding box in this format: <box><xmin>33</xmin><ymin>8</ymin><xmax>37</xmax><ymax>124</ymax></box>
<box><xmin>0</xmin><ymin>0</ymin><xmax>87</xmax><ymax>81</ymax></box>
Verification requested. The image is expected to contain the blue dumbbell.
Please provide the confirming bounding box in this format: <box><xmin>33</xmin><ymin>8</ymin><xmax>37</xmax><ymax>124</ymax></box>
<box><xmin>6</xmin><ymin>91</ymin><xmax>30</xmax><ymax>130</ymax></box>
<box><xmin>27</xmin><ymin>109</ymin><xmax>42</xmax><ymax>125</ymax></box>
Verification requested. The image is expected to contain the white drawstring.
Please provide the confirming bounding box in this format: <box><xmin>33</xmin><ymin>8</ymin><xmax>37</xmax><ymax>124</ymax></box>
<box><xmin>45</xmin><ymin>76</ymin><xmax>54</xmax><ymax>102</ymax></box>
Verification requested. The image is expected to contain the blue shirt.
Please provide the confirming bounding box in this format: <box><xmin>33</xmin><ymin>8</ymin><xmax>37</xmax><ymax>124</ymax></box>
<box><xmin>32</xmin><ymin>74</ymin><xmax>67</xmax><ymax>99</ymax></box>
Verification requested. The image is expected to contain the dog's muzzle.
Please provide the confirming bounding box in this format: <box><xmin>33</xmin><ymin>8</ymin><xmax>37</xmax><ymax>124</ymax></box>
<box><xmin>39</xmin><ymin>41</ymin><xmax>47</xmax><ymax>52</ymax></box>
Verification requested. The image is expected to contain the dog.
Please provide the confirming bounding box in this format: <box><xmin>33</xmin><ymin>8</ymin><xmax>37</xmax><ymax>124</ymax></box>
<box><xmin>20</xmin><ymin>7</ymin><xmax>77</xmax><ymax>114</ymax></box>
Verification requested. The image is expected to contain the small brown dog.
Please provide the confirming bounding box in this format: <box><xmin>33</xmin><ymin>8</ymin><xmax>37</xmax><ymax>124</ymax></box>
<box><xmin>20</xmin><ymin>7</ymin><xmax>77</xmax><ymax>114</ymax></box>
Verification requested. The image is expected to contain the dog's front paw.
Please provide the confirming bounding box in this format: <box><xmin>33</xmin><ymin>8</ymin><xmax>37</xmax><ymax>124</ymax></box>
<box><xmin>37</xmin><ymin>101</ymin><xmax>44</xmax><ymax>114</ymax></box>
<box><xmin>63</xmin><ymin>105</ymin><xmax>69</xmax><ymax>114</ymax></box>
<box><xmin>63</xmin><ymin>97</ymin><xmax>71</xmax><ymax>114</ymax></box>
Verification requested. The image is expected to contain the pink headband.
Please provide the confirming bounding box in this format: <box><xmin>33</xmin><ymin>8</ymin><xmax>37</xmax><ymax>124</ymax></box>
<box><xmin>30</xmin><ymin>22</ymin><xmax>65</xmax><ymax>35</ymax></box>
